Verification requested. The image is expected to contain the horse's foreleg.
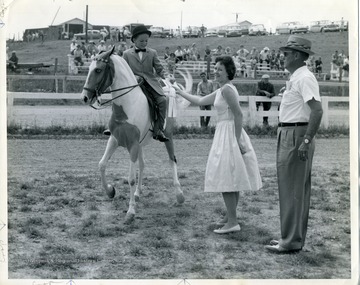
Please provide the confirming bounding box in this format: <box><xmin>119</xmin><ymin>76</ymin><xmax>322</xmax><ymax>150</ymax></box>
<box><xmin>125</xmin><ymin>144</ymin><xmax>139</xmax><ymax>224</ymax></box>
<box><xmin>99</xmin><ymin>136</ymin><xmax>118</xmax><ymax>198</ymax></box>
<box><xmin>164</xmin><ymin>138</ymin><xmax>185</xmax><ymax>205</ymax></box>
<box><xmin>134</xmin><ymin>146</ymin><xmax>144</xmax><ymax>202</ymax></box>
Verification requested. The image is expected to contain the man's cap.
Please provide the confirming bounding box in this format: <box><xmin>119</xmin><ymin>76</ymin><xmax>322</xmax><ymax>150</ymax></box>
<box><xmin>262</xmin><ymin>74</ymin><xmax>270</xmax><ymax>79</ymax></box>
<box><xmin>100</xmin><ymin>40</ymin><xmax>105</xmax><ymax>43</ymax></box>
<box><xmin>131</xmin><ymin>25</ymin><xmax>151</xmax><ymax>42</ymax></box>
<box><xmin>200</xmin><ymin>72</ymin><xmax>206</xmax><ymax>76</ymax></box>
<box><xmin>279</xmin><ymin>35</ymin><xmax>314</xmax><ymax>55</ymax></box>
<box><xmin>263</xmin><ymin>47</ymin><xmax>270</xmax><ymax>51</ymax></box>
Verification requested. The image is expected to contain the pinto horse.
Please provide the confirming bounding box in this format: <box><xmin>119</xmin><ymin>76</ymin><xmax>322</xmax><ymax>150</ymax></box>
<box><xmin>81</xmin><ymin>47</ymin><xmax>191</xmax><ymax>224</ymax></box>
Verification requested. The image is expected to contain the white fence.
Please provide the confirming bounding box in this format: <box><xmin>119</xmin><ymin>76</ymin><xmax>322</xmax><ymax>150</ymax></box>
<box><xmin>7</xmin><ymin>92</ymin><xmax>349</xmax><ymax>129</ymax></box>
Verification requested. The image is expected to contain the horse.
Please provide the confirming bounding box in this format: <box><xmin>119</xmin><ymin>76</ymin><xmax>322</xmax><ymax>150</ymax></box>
<box><xmin>81</xmin><ymin>46</ymin><xmax>192</xmax><ymax>224</ymax></box>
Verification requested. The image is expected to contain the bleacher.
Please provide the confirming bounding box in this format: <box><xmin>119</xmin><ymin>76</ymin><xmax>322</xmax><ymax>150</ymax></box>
<box><xmin>68</xmin><ymin>54</ymin><xmax>92</xmax><ymax>74</ymax></box>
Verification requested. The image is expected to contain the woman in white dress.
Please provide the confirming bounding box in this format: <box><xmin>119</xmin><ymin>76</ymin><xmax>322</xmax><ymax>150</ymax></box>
<box><xmin>174</xmin><ymin>56</ymin><xmax>262</xmax><ymax>234</ymax></box>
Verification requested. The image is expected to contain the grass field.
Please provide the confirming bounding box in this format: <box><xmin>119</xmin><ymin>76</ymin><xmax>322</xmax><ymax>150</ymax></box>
<box><xmin>7</xmin><ymin>31</ymin><xmax>348</xmax><ymax>76</ymax></box>
<box><xmin>7</xmin><ymin>137</ymin><xmax>350</xmax><ymax>279</ymax></box>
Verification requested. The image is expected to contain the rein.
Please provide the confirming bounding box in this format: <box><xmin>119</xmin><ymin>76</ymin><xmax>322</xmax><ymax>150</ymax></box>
<box><xmin>84</xmin><ymin>56</ymin><xmax>144</xmax><ymax>110</ymax></box>
<box><xmin>87</xmin><ymin>81</ymin><xmax>143</xmax><ymax>110</ymax></box>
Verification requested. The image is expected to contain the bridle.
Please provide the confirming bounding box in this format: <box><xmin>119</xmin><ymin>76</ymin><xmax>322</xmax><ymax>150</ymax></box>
<box><xmin>83</xmin><ymin>56</ymin><xmax>143</xmax><ymax>110</ymax></box>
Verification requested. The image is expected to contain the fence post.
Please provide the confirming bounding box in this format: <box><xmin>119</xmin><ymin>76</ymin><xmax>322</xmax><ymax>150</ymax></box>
<box><xmin>7</xmin><ymin>92</ymin><xmax>14</xmax><ymax>123</ymax></box>
<box><xmin>63</xmin><ymin>77</ymin><xmax>67</xmax><ymax>93</ymax></box>
<box><xmin>54</xmin><ymin>58</ymin><xmax>58</xmax><ymax>93</ymax></box>
<box><xmin>320</xmin><ymin>96</ymin><xmax>329</xmax><ymax>129</ymax></box>
<box><xmin>248</xmin><ymin>96</ymin><xmax>257</xmax><ymax>127</ymax></box>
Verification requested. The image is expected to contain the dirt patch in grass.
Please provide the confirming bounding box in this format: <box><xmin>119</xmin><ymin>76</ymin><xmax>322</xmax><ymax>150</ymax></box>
<box><xmin>7</xmin><ymin>137</ymin><xmax>351</xmax><ymax>279</ymax></box>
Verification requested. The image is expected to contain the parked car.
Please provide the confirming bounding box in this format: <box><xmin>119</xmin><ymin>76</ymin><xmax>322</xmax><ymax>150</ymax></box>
<box><xmin>217</xmin><ymin>29</ymin><xmax>228</xmax><ymax>37</ymax></box>
<box><xmin>276</xmin><ymin>22</ymin><xmax>308</xmax><ymax>34</ymax></box>
<box><xmin>309</xmin><ymin>20</ymin><xmax>331</xmax><ymax>33</ymax></box>
<box><xmin>226</xmin><ymin>27</ymin><xmax>249</xmax><ymax>37</ymax></box>
<box><xmin>184</xmin><ymin>26</ymin><xmax>201</xmax><ymax>38</ymax></box>
<box><xmin>149</xmin><ymin>26</ymin><xmax>164</xmax><ymax>38</ymax></box>
<box><xmin>323</xmin><ymin>23</ymin><xmax>340</xmax><ymax>32</ymax></box>
<box><xmin>73</xmin><ymin>30</ymin><xmax>102</xmax><ymax>40</ymax></box>
<box><xmin>205</xmin><ymin>30</ymin><xmax>218</xmax><ymax>37</ymax></box>
<box><xmin>249</xmin><ymin>24</ymin><xmax>267</xmax><ymax>36</ymax></box>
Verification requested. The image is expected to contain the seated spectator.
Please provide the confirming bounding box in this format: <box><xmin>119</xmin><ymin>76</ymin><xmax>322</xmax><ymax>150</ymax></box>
<box><xmin>213</xmin><ymin>45</ymin><xmax>223</xmax><ymax>56</ymax></box>
<box><xmin>164</xmin><ymin>46</ymin><xmax>170</xmax><ymax>61</ymax></box>
<box><xmin>332</xmin><ymin>50</ymin><xmax>339</xmax><ymax>66</ymax></box>
<box><xmin>269</xmin><ymin>49</ymin><xmax>279</xmax><ymax>70</ymax></box>
<box><xmin>70</xmin><ymin>39</ymin><xmax>77</xmax><ymax>55</ymax></box>
<box><xmin>81</xmin><ymin>42</ymin><xmax>89</xmax><ymax>58</ymax></box>
<box><xmin>224</xmin><ymin>46</ymin><xmax>232</xmax><ymax>55</ymax></box>
<box><xmin>174</xmin><ymin>46</ymin><xmax>184</xmax><ymax>63</ymax></box>
<box><xmin>183</xmin><ymin>45</ymin><xmax>190</xmax><ymax>61</ymax></box>
<box><xmin>249</xmin><ymin>56</ymin><xmax>257</xmax><ymax>70</ymax></box>
<box><xmin>87</xmin><ymin>41</ymin><xmax>98</xmax><ymax>57</ymax></box>
<box><xmin>189</xmin><ymin>43</ymin><xmax>200</xmax><ymax>61</ymax></box>
<box><xmin>97</xmin><ymin>40</ymin><xmax>107</xmax><ymax>52</ymax></box>
<box><xmin>73</xmin><ymin>44</ymin><xmax>84</xmax><ymax>67</ymax></box>
<box><xmin>8</xmin><ymin>51</ymin><xmax>19</xmax><ymax>72</ymax></box>
<box><xmin>315</xmin><ymin>56</ymin><xmax>323</xmax><ymax>75</ymax></box>
<box><xmin>167</xmin><ymin>53</ymin><xmax>176</xmax><ymax>75</ymax></box>
<box><xmin>259</xmin><ymin>47</ymin><xmax>270</xmax><ymax>64</ymax></box>
<box><xmin>279</xmin><ymin>53</ymin><xmax>285</xmax><ymax>71</ymax></box>
<box><xmin>250</xmin><ymin>47</ymin><xmax>259</xmax><ymax>62</ymax></box>
<box><xmin>204</xmin><ymin>48</ymin><xmax>212</xmax><ymax>62</ymax></box>
<box><xmin>236</xmin><ymin>45</ymin><xmax>249</xmax><ymax>61</ymax></box>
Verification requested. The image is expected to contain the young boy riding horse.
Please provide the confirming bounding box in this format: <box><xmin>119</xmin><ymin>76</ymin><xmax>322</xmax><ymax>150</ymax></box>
<box><xmin>105</xmin><ymin>25</ymin><xmax>169</xmax><ymax>142</ymax></box>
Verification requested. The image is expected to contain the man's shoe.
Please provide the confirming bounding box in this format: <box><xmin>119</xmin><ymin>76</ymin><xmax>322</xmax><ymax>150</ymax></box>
<box><xmin>103</xmin><ymin>129</ymin><xmax>111</xmax><ymax>136</ymax></box>
<box><xmin>213</xmin><ymin>224</ymin><xmax>241</xmax><ymax>234</ymax></box>
<box><xmin>269</xmin><ymin>239</ymin><xmax>279</xmax><ymax>246</ymax></box>
<box><xmin>153</xmin><ymin>131</ymin><xmax>169</xmax><ymax>142</ymax></box>
<box><xmin>265</xmin><ymin>244</ymin><xmax>301</xmax><ymax>254</ymax></box>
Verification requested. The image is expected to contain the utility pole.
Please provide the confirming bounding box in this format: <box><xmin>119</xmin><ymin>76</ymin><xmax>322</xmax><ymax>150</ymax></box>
<box><xmin>233</xmin><ymin>12</ymin><xmax>241</xmax><ymax>23</ymax></box>
<box><xmin>85</xmin><ymin>5</ymin><xmax>88</xmax><ymax>43</ymax></box>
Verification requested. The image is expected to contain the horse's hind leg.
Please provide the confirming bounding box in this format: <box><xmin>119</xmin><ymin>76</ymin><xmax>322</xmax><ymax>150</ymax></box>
<box><xmin>164</xmin><ymin>138</ymin><xmax>185</xmax><ymax>205</ymax></box>
<box><xmin>134</xmin><ymin>146</ymin><xmax>144</xmax><ymax>202</ymax></box>
<box><xmin>99</xmin><ymin>136</ymin><xmax>118</xmax><ymax>198</ymax></box>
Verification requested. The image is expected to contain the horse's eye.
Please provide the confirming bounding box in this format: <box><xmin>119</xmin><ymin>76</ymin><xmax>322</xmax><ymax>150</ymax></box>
<box><xmin>95</xmin><ymin>68</ymin><xmax>102</xmax><ymax>73</ymax></box>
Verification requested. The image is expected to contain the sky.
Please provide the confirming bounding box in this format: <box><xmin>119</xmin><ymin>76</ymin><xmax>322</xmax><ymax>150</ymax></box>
<box><xmin>2</xmin><ymin>0</ymin><xmax>356</xmax><ymax>40</ymax></box>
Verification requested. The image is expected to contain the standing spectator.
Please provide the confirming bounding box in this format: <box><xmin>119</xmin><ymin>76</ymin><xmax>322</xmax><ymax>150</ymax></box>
<box><xmin>116</xmin><ymin>42</ymin><xmax>128</xmax><ymax>56</ymax></box>
<box><xmin>224</xmin><ymin>46</ymin><xmax>232</xmax><ymax>55</ymax></box>
<box><xmin>73</xmin><ymin>44</ymin><xmax>84</xmax><ymax>67</ymax></box>
<box><xmin>256</xmin><ymin>74</ymin><xmax>275</xmax><ymax>125</ymax></box>
<box><xmin>265</xmin><ymin>35</ymin><xmax>323</xmax><ymax>253</ymax></box>
<box><xmin>204</xmin><ymin>48</ymin><xmax>212</xmax><ymax>62</ymax></box>
<box><xmin>174</xmin><ymin>46</ymin><xmax>184</xmax><ymax>63</ymax></box>
<box><xmin>315</xmin><ymin>56</ymin><xmax>323</xmax><ymax>76</ymax></box>
<box><xmin>174</xmin><ymin>56</ymin><xmax>262</xmax><ymax>233</ymax></box>
<box><xmin>70</xmin><ymin>39</ymin><xmax>77</xmax><ymax>55</ymax></box>
<box><xmin>97</xmin><ymin>40</ymin><xmax>107</xmax><ymax>52</ymax></box>
<box><xmin>100</xmin><ymin>27</ymin><xmax>109</xmax><ymax>41</ymax></box>
<box><xmin>339</xmin><ymin>17</ymin><xmax>345</xmax><ymax>32</ymax></box>
<box><xmin>200</xmin><ymin>24</ymin><xmax>206</xmax><ymax>37</ymax></box>
<box><xmin>197</xmin><ymin>72</ymin><xmax>215</xmax><ymax>127</ymax></box>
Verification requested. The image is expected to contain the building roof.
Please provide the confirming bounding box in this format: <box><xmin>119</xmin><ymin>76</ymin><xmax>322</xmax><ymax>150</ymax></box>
<box><xmin>56</xmin><ymin>17</ymin><xmax>90</xmax><ymax>26</ymax></box>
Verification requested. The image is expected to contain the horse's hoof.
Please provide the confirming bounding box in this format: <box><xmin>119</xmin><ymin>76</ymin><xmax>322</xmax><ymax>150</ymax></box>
<box><xmin>176</xmin><ymin>192</ymin><xmax>185</xmax><ymax>204</ymax></box>
<box><xmin>106</xmin><ymin>185</ymin><xmax>115</xmax><ymax>199</ymax></box>
<box><xmin>124</xmin><ymin>212</ymin><xmax>135</xmax><ymax>224</ymax></box>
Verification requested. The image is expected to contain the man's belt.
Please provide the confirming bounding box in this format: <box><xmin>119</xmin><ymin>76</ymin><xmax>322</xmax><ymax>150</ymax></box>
<box><xmin>278</xmin><ymin>122</ymin><xmax>308</xmax><ymax>127</ymax></box>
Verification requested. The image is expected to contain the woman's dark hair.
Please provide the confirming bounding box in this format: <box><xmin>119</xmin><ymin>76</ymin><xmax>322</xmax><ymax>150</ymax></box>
<box><xmin>215</xmin><ymin>56</ymin><xmax>236</xmax><ymax>80</ymax></box>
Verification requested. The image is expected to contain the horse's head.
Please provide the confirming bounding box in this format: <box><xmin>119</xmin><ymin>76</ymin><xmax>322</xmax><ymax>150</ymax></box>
<box><xmin>81</xmin><ymin>46</ymin><xmax>116</xmax><ymax>105</ymax></box>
